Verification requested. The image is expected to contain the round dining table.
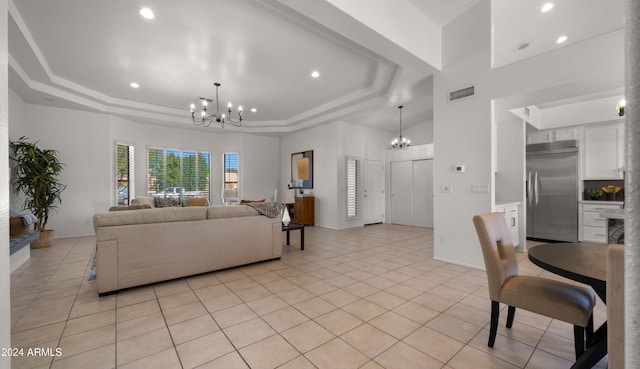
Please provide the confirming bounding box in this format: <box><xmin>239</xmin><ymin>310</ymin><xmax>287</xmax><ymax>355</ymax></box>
<box><xmin>527</xmin><ymin>242</ymin><xmax>609</xmax><ymax>369</ymax></box>
<box><xmin>528</xmin><ymin>242</ymin><xmax>607</xmax><ymax>301</ymax></box>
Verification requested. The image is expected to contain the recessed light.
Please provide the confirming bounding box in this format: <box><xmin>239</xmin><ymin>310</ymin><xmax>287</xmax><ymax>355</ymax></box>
<box><xmin>251</xmin><ymin>108</ymin><xmax>257</xmax><ymax>113</ymax></box>
<box><xmin>139</xmin><ymin>7</ymin><xmax>154</xmax><ymax>19</ymax></box>
<box><xmin>130</xmin><ymin>82</ymin><xmax>140</xmax><ymax>88</ymax></box>
<box><xmin>556</xmin><ymin>35</ymin><xmax>568</xmax><ymax>44</ymax></box>
<box><xmin>541</xmin><ymin>3</ymin><xmax>554</xmax><ymax>13</ymax></box>
<box><xmin>513</xmin><ymin>40</ymin><xmax>533</xmax><ymax>52</ymax></box>
<box><xmin>311</xmin><ymin>71</ymin><xmax>320</xmax><ymax>78</ymax></box>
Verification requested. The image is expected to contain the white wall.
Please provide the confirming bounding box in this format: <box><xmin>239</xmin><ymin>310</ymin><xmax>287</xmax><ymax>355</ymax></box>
<box><xmin>336</xmin><ymin>122</ymin><xmax>388</xmax><ymax>228</ymax></box>
<box><xmin>9</xmin><ymin>97</ymin><xmax>280</xmax><ymax>238</ymax></box>
<box><xmin>10</xmin><ymin>102</ymin><xmax>111</xmax><ymax>238</ymax></box>
<box><xmin>433</xmin><ymin>0</ymin><xmax>492</xmax><ymax>269</ymax></box>
<box><xmin>280</xmin><ymin>122</ymin><xmax>339</xmax><ymax>228</ymax></box>
<box><xmin>495</xmin><ymin>119</ymin><xmax>526</xmax><ymax>249</ymax></box>
<box><xmin>279</xmin><ymin>121</ymin><xmax>390</xmax><ymax>229</ymax></box>
<box><xmin>0</xmin><ymin>0</ymin><xmax>11</xmax><ymax>365</ymax></box>
<box><xmin>403</xmin><ymin>119</ymin><xmax>433</xmax><ymax>145</ymax></box>
<box><xmin>109</xmin><ymin>116</ymin><xmax>279</xmax><ymax>205</ymax></box>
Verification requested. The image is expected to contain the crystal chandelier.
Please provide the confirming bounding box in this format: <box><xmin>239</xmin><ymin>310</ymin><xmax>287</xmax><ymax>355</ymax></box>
<box><xmin>391</xmin><ymin>105</ymin><xmax>410</xmax><ymax>150</ymax></box>
<box><xmin>190</xmin><ymin>82</ymin><xmax>243</xmax><ymax>128</ymax></box>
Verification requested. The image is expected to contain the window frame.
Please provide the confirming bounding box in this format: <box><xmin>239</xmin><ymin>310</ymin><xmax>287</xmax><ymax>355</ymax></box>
<box><xmin>147</xmin><ymin>146</ymin><xmax>211</xmax><ymax>204</ymax></box>
<box><xmin>115</xmin><ymin>142</ymin><xmax>135</xmax><ymax>205</ymax></box>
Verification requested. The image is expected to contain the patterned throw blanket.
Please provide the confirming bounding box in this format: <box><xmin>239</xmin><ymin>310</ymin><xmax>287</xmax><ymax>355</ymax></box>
<box><xmin>246</xmin><ymin>202</ymin><xmax>283</xmax><ymax>218</ymax></box>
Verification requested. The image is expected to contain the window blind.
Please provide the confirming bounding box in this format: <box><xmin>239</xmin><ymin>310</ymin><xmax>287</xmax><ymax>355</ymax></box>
<box><xmin>115</xmin><ymin>143</ymin><xmax>134</xmax><ymax>205</ymax></box>
<box><xmin>147</xmin><ymin>147</ymin><xmax>211</xmax><ymax>200</ymax></box>
<box><xmin>346</xmin><ymin>157</ymin><xmax>360</xmax><ymax>219</ymax></box>
<box><xmin>224</xmin><ymin>153</ymin><xmax>239</xmax><ymax>190</ymax></box>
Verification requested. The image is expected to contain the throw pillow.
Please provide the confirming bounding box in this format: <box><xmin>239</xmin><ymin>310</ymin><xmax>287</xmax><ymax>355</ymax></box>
<box><xmin>154</xmin><ymin>197</ymin><xmax>175</xmax><ymax>208</ymax></box>
<box><xmin>131</xmin><ymin>196</ymin><xmax>156</xmax><ymax>208</ymax></box>
<box><xmin>186</xmin><ymin>197</ymin><xmax>208</xmax><ymax>206</ymax></box>
<box><xmin>240</xmin><ymin>199</ymin><xmax>266</xmax><ymax>203</ymax></box>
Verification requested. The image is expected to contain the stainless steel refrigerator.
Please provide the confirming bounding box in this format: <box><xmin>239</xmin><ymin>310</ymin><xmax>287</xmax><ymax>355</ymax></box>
<box><xmin>526</xmin><ymin>140</ymin><xmax>578</xmax><ymax>242</ymax></box>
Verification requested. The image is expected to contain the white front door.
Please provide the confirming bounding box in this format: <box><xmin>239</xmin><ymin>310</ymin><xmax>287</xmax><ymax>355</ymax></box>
<box><xmin>363</xmin><ymin>160</ymin><xmax>384</xmax><ymax>225</ymax></box>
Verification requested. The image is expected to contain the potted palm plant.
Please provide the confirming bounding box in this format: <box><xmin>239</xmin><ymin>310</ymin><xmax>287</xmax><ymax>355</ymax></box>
<box><xmin>10</xmin><ymin>137</ymin><xmax>66</xmax><ymax>248</ymax></box>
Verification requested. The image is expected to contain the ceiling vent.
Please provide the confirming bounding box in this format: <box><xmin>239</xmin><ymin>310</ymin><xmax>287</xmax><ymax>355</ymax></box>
<box><xmin>448</xmin><ymin>86</ymin><xmax>475</xmax><ymax>102</ymax></box>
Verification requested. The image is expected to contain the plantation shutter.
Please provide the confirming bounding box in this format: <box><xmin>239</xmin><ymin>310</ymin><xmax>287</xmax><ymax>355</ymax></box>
<box><xmin>346</xmin><ymin>157</ymin><xmax>360</xmax><ymax>219</ymax></box>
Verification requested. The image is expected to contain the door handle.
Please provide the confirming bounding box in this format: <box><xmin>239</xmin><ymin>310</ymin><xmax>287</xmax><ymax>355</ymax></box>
<box><xmin>534</xmin><ymin>171</ymin><xmax>539</xmax><ymax>207</ymax></box>
<box><xmin>527</xmin><ymin>171</ymin><xmax>532</xmax><ymax>206</ymax></box>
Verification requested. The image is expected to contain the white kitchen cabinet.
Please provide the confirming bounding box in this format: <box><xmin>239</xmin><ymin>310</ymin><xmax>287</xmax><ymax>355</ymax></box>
<box><xmin>582</xmin><ymin>202</ymin><xmax>623</xmax><ymax>243</ymax></box>
<box><xmin>583</xmin><ymin>123</ymin><xmax>624</xmax><ymax>179</ymax></box>
<box><xmin>527</xmin><ymin>127</ymin><xmax>577</xmax><ymax>144</ymax></box>
<box><xmin>495</xmin><ymin>202</ymin><xmax>519</xmax><ymax>247</ymax></box>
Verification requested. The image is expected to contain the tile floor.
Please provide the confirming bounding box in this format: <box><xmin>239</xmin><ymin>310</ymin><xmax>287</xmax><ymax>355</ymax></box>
<box><xmin>9</xmin><ymin>224</ymin><xmax>608</xmax><ymax>369</ymax></box>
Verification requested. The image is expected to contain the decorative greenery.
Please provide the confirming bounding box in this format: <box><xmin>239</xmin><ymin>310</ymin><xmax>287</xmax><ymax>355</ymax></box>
<box><xmin>585</xmin><ymin>188</ymin><xmax>603</xmax><ymax>200</ymax></box>
<box><xmin>10</xmin><ymin>137</ymin><xmax>66</xmax><ymax>232</ymax></box>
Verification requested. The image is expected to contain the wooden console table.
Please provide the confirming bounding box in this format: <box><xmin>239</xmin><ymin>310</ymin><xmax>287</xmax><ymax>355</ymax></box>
<box><xmin>293</xmin><ymin>196</ymin><xmax>314</xmax><ymax>226</ymax></box>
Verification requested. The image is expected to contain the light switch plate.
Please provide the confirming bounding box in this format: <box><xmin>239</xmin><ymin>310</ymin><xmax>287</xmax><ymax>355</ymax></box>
<box><xmin>471</xmin><ymin>185</ymin><xmax>489</xmax><ymax>194</ymax></box>
<box><xmin>440</xmin><ymin>185</ymin><xmax>453</xmax><ymax>193</ymax></box>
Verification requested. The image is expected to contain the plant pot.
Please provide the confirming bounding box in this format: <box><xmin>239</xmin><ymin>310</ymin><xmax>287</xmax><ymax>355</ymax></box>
<box><xmin>31</xmin><ymin>230</ymin><xmax>54</xmax><ymax>249</ymax></box>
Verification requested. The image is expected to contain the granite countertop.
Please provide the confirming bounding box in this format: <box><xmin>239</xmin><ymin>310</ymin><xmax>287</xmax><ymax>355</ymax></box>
<box><xmin>601</xmin><ymin>208</ymin><xmax>625</xmax><ymax>220</ymax></box>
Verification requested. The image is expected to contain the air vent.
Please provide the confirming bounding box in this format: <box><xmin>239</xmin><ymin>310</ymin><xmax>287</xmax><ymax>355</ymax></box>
<box><xmin>524</xmin><ymin>106</ymin><xmax>530</xmax><ymax>116</ymax></box>
<box><xmin>448</xmin><ymin>86</ymin><xmax>475</xmax><ymax>102</ymax></box>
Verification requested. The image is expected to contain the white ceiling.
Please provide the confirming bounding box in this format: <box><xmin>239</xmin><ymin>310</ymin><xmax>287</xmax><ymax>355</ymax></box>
<box><xmin>7</xmin><ymin>0</ymin><xmax>626</xmax><ymax>136</ymax></box>
<box><xmin>492</xmin><ymin>0</ymin><xmax>625</xmax><ymax>68</ymax></box>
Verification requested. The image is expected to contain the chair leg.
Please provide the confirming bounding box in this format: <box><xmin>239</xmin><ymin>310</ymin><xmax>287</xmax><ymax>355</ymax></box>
<box><xmin>489</xmin><ymin>301</ymin><xmax>499</xmax><ymax>347</ymax></box>
<box><xmin>506</xmin><ymin>306</ymin><xmax>516</xmax><ymax>329</ymax></box>
<box><xmin>574</xmin><ymin>325</ymin><xmax>585</xmax><ymax>360</ymax></box>
<box><xmin>585</xmin><ymin>314</ymin><xmax>594</xmax><ymax>346</ymax></box>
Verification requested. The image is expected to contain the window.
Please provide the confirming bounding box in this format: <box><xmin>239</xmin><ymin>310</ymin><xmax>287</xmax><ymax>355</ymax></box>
<box><xmin>148</xmin><ymin>147</ymin><xmax>211</xmax><ymax>204</ymax></box>
<box><xmin>223</xmin><ymin>153</ymin><xmax>239</xmax><ymax>191</ymax></box>
<box><xmin>116</xmin><ymin>143</ymin><xmax>134</xmax><ymax>205</ymax></box>
<box><xmin>346</xmin><ymin>157</ymin><xmax>360</xmax><ymax>219</ymax></box>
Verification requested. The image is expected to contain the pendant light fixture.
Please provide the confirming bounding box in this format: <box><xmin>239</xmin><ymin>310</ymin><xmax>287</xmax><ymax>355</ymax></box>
<box><xmin>391</xmin><ymin>105</ymin><xmax>410</xmax><ymax>150</ymax></box>
<box><xmin>190</xmin><ymin>82</ymin><xmax>243</xmax><ymax>128</ymax></box>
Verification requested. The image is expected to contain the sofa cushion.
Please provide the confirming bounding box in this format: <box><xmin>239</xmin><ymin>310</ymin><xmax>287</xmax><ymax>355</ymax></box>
<box><xmin>207</xmin><ymin>205</ymin><xmax>260</xmax><ymax>219</ymax></box>
<box><xmin>94</xmin><ymin>207</ymin><xmax>207</xmax><ymax>228</ymax></box>
<box><xmin>109</xmin><ymin>204</ymin><xmax>152</xmax><ymax>211</ymax></box>
<box><xmin>131</xmin><ymin>196</ymin><xmax>156</xmax><ymax>208</ymax></box>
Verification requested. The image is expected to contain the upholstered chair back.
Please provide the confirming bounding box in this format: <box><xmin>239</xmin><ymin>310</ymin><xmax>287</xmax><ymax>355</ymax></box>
<box><xmin>473</xmin><ymin>213</ymin><xmax>519</xmax><ymax>302</ymax></box>
<box><xmin>607</xmin><ymin>244</ymin><xmax>624</xmax><ymax>369</ymax></box>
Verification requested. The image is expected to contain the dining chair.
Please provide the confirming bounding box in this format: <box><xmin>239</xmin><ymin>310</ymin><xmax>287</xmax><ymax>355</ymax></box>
<box><xmin>473</xmin><ymin>213</ymin><xmax>596</xmax><ymax>359</ymax></box>
<box><xmin>607</xmin><ymin>244</ymin><xmax>624</xmax><ymax>369</ymax></box>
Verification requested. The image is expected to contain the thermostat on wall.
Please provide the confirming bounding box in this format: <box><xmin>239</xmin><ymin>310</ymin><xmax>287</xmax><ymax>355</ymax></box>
<box><xmin>454</xmin><ymin>165</ymin><xmax>466</xmax><ymax>173</ymax></box>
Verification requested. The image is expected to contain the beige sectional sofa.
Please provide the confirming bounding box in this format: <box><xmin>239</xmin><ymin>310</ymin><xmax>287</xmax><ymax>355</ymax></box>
<box><xmin>93</xmin><ymin>205</ymin><xmax>282</xmax><ymax>294</ymax></box>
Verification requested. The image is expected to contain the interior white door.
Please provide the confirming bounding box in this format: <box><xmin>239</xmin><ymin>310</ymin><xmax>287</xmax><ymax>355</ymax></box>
<box><xmin>363</xmin><ymin>160</ymin><xmax>384</xmax><ymax>224</ymax></box>
<box><xmin>412</xmin><ymin>159</ymin><xmax>433</xmax><ymax>227</ymax></box>
<box><xmin>390</xmin><ymin>161</ymin><xmax>413</xmax><ymax>225</ymax></box>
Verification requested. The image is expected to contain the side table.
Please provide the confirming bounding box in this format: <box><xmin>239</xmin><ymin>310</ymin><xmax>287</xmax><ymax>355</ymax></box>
<box><xmin>282</xmin><ymin>223</ymin><xmax>304</xmax><ymax>250</ymax></box>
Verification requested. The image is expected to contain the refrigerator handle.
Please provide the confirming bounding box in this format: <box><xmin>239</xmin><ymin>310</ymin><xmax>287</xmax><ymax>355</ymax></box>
<box><xmin>534</xmin><ymin>171</ymin><xmax>539</xmax><ymax>207</ymax></box>
<box><xmin>527</xmin><ymin>171</ymin><xmax>532</xmax><ymax>206</ymax></box>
